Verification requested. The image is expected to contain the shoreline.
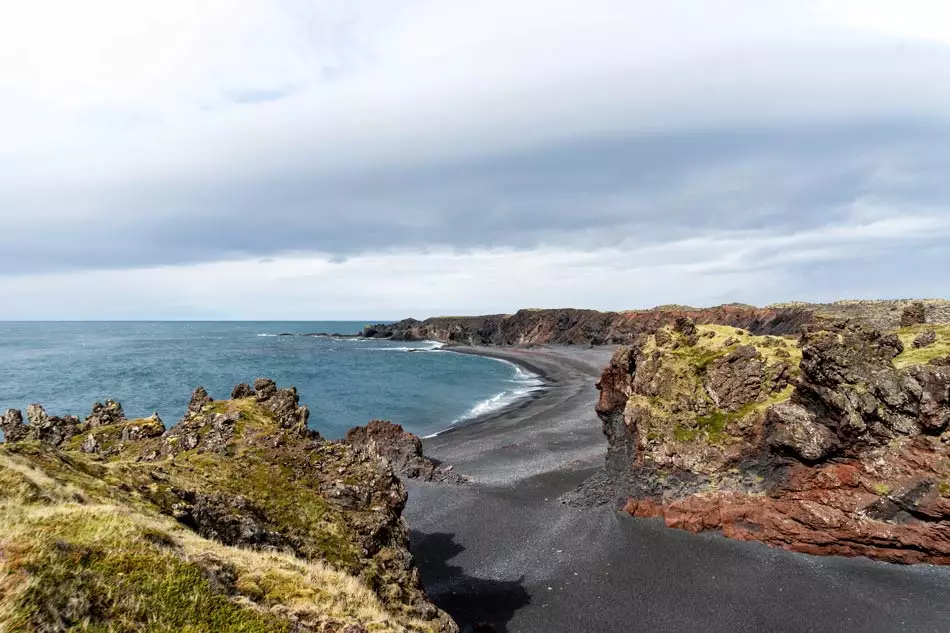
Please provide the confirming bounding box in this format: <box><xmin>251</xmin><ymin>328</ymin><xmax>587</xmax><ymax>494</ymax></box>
<box><xmin>404</xmin><ymin>345</ymin><xmax>950</xmax><ymax>633</ymax></box>
<box><xmin>425</xmin><ymin>345</ymin><xmax>558</xmax><ymax>438</ymax></box>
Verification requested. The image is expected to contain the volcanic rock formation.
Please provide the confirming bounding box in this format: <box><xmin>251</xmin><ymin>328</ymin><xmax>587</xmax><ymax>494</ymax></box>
<box><xmin>343</xmin><ymin>420</ymin><xmax>468</xmax><ymax>484</ymax></box>
<box><xmin>595</xmin><ymin>318</ymin><xmax>950</xmax><ymax>564</ymax></box>
<box><xmin>363</xmin><ymin>300</ymin><xmax>950</xmax><ymax>347</ymax></box>
<box><xmin>0</xmin><ymin>381</ymin><xmax>456</xmax><ymax>632</ymax></box>
<box><xmin>363</xmin><ymin>305</ymin><xmax>814</xmax><ymax>346</ymax></box>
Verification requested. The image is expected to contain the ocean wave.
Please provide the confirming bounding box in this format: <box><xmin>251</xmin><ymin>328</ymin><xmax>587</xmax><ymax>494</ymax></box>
<box><xmin>508</xmin><ymin>363</ymin><xmax>544</xmax><ymax>387</ymax></box>
<box><xmin>422</xmin><ymin>357</ymin><xmax>546</xmax><ymax>437</ymax></box>
<box><xmin>483</xmin><ymin>357</ymin><xmax>544</xmax><ymax>388</ymax></box>
<box><xmin>448</xmin><ymin>382</ymin><xmax>544</xmax><ymax>426</ymax></box>
<box><xmin>449</xmin><ymin>360</ymin><xmax>545</xmax><ymax>425</ymax></box>
<box><xmin>256</xmin><ymin>333</ymin><xmax>278</xmax><ymax>337</ymax></box>
<box><xmin>373</xmin><ymin>341</ymin><xmax>445</xmax><ymax>352</ymax></box>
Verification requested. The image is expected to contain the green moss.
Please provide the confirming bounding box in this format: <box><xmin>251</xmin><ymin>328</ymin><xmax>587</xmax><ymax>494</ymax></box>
<box><xmin>639</xmin><ymin>325</ymin><xmax>799</xmax><ymax>448</ymax></box>
<box><xmin>675</xmin><ymin>410</ymin><xmax>733</xmax><ymax>444</ymax></box>
<box><xmin>0</xmin><ymin>394</ymin><xmax>447</xmax><ymax>633</ymax></box>
<box><xmin>893</xmin><ymin>324</ymin><xmax>950</xmax><ymax>368</ymax></box>
<box><xmin>872</xmin><ymin>483</ymin><xmax>892</xmax><ymax>496</ymax></box>
<box><xmin>939</xmin><ymin>481</ymin><xmax>950</xmax><ymax>497</ymax></box>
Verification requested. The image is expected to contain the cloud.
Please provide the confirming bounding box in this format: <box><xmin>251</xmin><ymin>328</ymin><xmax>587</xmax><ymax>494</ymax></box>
<box><xmin>3</xmin><ymin>209</ymin><xmax>948</xmax><ymax>320</ymax></box>
<box><xmin>1</xmin><ymin>1</ymin><xmax>949</xmax><ymax>317</ymax></box>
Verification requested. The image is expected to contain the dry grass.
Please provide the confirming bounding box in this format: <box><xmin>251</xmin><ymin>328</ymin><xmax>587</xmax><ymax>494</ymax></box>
<box><xmin>0</xmin><ymin>450</ymin><xmax>437</xmax><ymax>633</ymax></box>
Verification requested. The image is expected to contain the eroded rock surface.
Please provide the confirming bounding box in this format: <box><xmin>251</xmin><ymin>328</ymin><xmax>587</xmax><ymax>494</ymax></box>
<box><xmin>0</xmin><ymin>380</ymin><xmax>456</xmax><ymax>632</ymax></box>
<box><xmin>85</xmin><ymin>399</ymin><xmax>125</xmax><ymax>427</ymax></box>
<box><xmin>363</xmin><ymin>305</ymin><xmax>814</xmax><ymax>345</ymax></box>
<box><xmin>914</xmin><ymin>329</ymin><xmax>938</xmax><ymax>349</ymax></box>
<box><xmin>362</xmin><ymin>300</ymin><xmax>950</xmax><ymax>346</ymax></box>
<box><xmin>901</xmin><ymin>301</ymin><xmax>928</xmax><ymax>327</ymax></box>
<box><xmin>343</xmin><ymin>420</ymin><xmax>468</xmax><ymax>484</ymax></box>
<box><xmin>595</xmin><ymin>318</ymin><xmax>950</xmax><ymax>564</ymax></box>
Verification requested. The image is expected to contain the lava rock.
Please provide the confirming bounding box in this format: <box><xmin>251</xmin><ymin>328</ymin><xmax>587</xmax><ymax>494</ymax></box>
<box><xmin>900</xmin><ymin>301</ymin><xmax>928</xmax><ymax>327</ymax></box>
<box><xmin>188</xmin><ymin>387</ymin><xmax>213</xmax><ymax>414</ymax></box>
<box><xmin>253</xmin><ymin>378</ymin><xmax>278</xmax><ymax>401</ymax></box>
<box><xmin>766</xmin><ymin>402</ymin><xmax>841</xmax><ymax>461</ymax></box>
<box><xmin>85</xmin><ymin>399</ymin><xmax>125</xmax><ymax>428</ymax></box>
<box><xmin>0</xmin><ymin>409</ymin><xmax>26</xmax><ymax>443</ymax></box>
<box><xmin>230</xmin><ymin>383</ymin><xmax>255</xmax><ymax>399</ymax></box>
<box><xmin>343</xmin><ymin>420</ymin><xmax>468</xmax><ymax>484</ymax></box>
<box><xmin>913</xmin><ymin>329</ymin><xmax>937</xmax><ymax>349</ymax></box>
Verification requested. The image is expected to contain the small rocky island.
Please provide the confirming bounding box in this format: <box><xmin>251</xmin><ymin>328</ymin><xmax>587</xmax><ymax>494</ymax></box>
<box><xmin>0</xmin><ymin>379</ymin><xmax>456</xmax><ymax>633</ymax></box>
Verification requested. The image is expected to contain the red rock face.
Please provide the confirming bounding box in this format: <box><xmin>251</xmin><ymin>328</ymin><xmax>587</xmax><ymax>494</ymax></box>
<box><xmin>626</xmin><ymin>444</ymin><xmax>950</xmax><ymax>565</ymax></box>
<box><xmin>598</xmin><ymin>319</ymin><xmax>950</xmax><ymax>565</ymax></box>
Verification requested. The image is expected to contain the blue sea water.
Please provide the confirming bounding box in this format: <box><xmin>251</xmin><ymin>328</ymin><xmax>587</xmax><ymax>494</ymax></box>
<box><xmin>0</xmin><ymin>322</ymin><xmax>543</xmax><ymax>439</ymax></box>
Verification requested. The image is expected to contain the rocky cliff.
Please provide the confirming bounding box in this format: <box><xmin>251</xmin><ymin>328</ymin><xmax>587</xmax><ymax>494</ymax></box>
<box><xmin>363</xmin><ymin>305</ymin><xmax>814</xmax><ymax>346</ymax></box>
<box><xmin>595</xmin><ymin>317</ymin><xmax>950</xmax><ymax>564</ymax></box>
<box><xmin>0</xmin><ymin>379</ymin><xmax>456</xmax><ymax>633</ymax></box>
<box><xmin>770</xmin><ymin>298</ymin><xmax>950</xmax><ymax>331</ymax></box>
<box><xmin>363</xmin><ymin>300</ymin><xmax>950</xmax><ymax>347</ymax></box>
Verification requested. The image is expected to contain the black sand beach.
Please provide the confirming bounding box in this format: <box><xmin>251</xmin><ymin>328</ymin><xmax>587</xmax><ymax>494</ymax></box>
<box><xmin>406</xmin><ymin>346</ymin><xmax>950</xmax><ymax>633</ymax></box>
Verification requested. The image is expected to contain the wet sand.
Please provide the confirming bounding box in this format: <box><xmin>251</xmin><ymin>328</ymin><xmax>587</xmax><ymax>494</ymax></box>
<box><xmin>405</xmin><ymin>345</ymin><xmax>950</xmax><ymax>633</ymax></box>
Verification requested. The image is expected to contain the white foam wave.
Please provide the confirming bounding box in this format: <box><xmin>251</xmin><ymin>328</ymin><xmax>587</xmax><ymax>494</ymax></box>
<box><xmin>373</xmin><ymin>340</ymin><xmax>445</xmax><ymax>352</ymax></box>
<box><xmin>449</xmin><ymin>383</ymin><xmax>544</xmax><ymax>425</ymax></box>
<box><xmin>256</xmin><ymin>333</ymin><xmax>278</xmax><ymax>337</ymax></box>
<box><xmin>509</xmin><ymin>363</ymin><xmax>544</xmax><ymax>387</ymax></box>
<box><xmin>447</xmin><ymin>359</ymin><xmax>545</xmax><ymax>426</ymax></box>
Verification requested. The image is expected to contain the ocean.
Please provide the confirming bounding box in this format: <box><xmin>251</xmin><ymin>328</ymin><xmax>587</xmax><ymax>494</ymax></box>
<box><xmin>0</xmin><ymin>321</ymin><xmax>543</xmax><ymax>439</ymax></box>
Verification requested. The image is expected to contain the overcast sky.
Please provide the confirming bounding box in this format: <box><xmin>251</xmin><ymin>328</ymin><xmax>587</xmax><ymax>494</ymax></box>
<box><xmin>2</xmin><ymin>1</ymin><xmax>949</xmax><ymax>319</ymax></box>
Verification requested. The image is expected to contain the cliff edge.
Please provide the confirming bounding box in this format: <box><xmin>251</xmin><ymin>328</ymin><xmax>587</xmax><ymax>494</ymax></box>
<box><xmin>363</xmin><ymin>300</ymin><xmax>950</xmax><ymax>347</ymax></box>
<box><xmin>0</xmin><ymin>379</ymin><xmax>456</xmax><ymax>633</ymax></box>
<box><xmin>363</xmin><ymin>305</ymin><xmax>813</xmax><ymax>346</ymax></box>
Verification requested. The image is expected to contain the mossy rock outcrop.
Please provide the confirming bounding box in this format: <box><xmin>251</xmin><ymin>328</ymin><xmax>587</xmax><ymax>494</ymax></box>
<box><xmin>598</xmin><ymin>320</ymin><xmax>800</xmax><ymax>480</ymax></box>
<box><xmin>596</xmin><ymin>317</ymin><xmax>950</xmax><ymax>564</ymax></box>
<box><xmin>0</xmin><ymin>380</ymin><xmax>456</xmax><ymax>633</ymax></box>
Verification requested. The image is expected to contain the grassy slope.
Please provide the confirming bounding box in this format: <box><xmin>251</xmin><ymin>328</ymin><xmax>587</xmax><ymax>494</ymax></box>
<box><xmin>894</xmin><ymin>324</ymin><xmax>950</xmax><ymax>368</ymax></box>
<box><xmin>0</xmin><ymin>398</ymin><xmax>444</xmax><ymax>633</ymax></box>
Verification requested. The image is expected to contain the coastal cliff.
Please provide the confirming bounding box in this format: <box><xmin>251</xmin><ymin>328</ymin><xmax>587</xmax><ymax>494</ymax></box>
<box><xmin>363</xmin><ymin>305</ymin><xmax>813</xmax><ymax>345</ymax></box>
<box><xmin>363</xmin><ymin>300</ymin><xmax>950</xmax><ymax>347</ymax></box>
<box><xmin>0</xmin><ymin>380</ymin><xmax>456</xmax><ymax>632</ymax></box>
<box><xmin>595</xmin><ymin>316</ymin><xmax>950</xmax><ymax>564</ymax></box>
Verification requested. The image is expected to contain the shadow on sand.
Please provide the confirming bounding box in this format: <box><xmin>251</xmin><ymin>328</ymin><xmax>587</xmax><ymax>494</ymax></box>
<box><xmin>411</xmin><ymin>531</ymin><xmax>530</xmax><ymax>633</ymax></box>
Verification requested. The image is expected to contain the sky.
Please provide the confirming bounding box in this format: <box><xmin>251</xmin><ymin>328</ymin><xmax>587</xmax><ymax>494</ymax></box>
<box><xmin>1</xmin><ymin>0</ymin><xmax>949</xmax><ymax>320</ymax></box>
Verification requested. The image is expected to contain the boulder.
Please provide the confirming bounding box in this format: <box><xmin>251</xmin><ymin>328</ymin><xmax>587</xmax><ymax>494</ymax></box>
<box><xmin>230</xmin><ymin>383</ymin><xmax>255</xmax><ymax>399</ymax></box>
<box><xmin>121</xmin><ymin>415</ymin><xmax>165</xmax><ymax>441</ymax></box>
<box><xmin>766</xmin><ymin>402</ymin><xmax>840</xmax><ymax>461</ymax></box>
<box><xmin>188</xmin><ymin>387</ymin><xmax>212</xmax><ymax>414</ymax></box>
<box><xmin>343</xmin><ymin>420</ymin><xmax>468</xmax><ymax>484</ymax></box>
<box><xmin>253</xmin><ymin>379</ymin><xmax>310</xmax><ymax>433</ymax></box>
<box><xmin>85</xmin><ymin>399</ymin><xmax>125</xmax><ymax>427</ymax></box>
<box><xmin>673</xmin><ymin>316</ymin><xmax>699</xmax><ymax>345</ymax></box>
<box><xmin>900</xmin><ymin>301</ymin><xmax>927</xmax><ymax>327</ymax></box>
<box><xmin>703</xmin><ymin>345</ymin><xmax>770</xmax><ymax>411</ymax></box>
<box><xmin>22</xmin><ymin>404</ymin><xmax>81</xmax><ymax>447</ymax></box>
<box><xmin>913</xmin><ymin>329</ymin><xmax>937</xmax><ymax>349</ymax></box>
<box><xmin>0</xmin><ymin>409</ymin><xmax>26</xmax><ymax>443</ymax></box>
<box><xmin>253</xmin><ymin>378</ymin><xmax>277</xmax><ymax>401</ymax></box>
